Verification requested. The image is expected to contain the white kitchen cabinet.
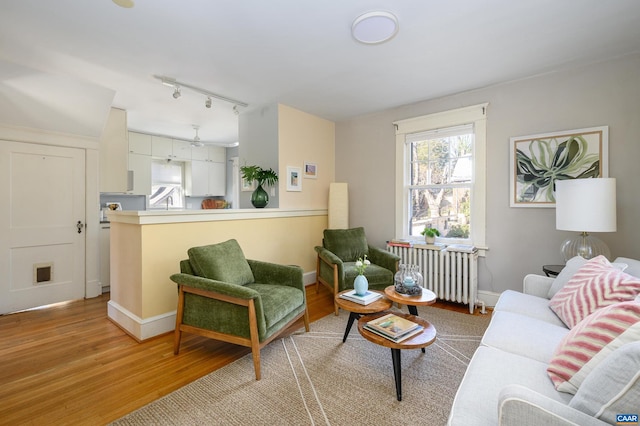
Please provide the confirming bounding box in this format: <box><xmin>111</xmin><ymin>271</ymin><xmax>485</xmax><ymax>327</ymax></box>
<box><xmin>208</xmin><ymin>146</ymin><xmax>226</xmax><ymax>162</ymax></box>
<box><xmin>187</xmin><ymin>160</ymin><xmax>225</xmax><ymax>196</ymax></box>
<box><xmin>191</xmin><ymin>145</ymin><xmax>209</xmax><ymax>161</ymax></box>
<box><xmin>128</xmin><ymin>153</ymin><xmax>152</xmax><ymax>195</ymax></box>
<box><xmin>151</xmin><ymin>136</ymin><xmax>173</xmax><ymax>159</ymax></box>
<box><xmin>151</xmin><ymin>136</ymin><xmax>192</xmax><ymax>160</ymax></box>
<box><xmin>99</xmin><ymin>108</ymin><xmax>128</xmax><ymax>192</ymax></box>
<box><xmin>172</xmin><ymin>139</ymin><xmax>192</xmax><ymax>161</ymax></box>
<box><xmin>128</xmin><ymin>132</ymin><xmax>152</xmax><ymax>155</ymax></box>
<box><xmin>190</xmin><ymin>145</ymin><xmax>225</xmax><ymax>162</ymax></box>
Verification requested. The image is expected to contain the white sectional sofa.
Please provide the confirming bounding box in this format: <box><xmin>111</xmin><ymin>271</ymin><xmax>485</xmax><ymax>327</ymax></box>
<box><xmin>448</xmin><ymin>256</ymin><xmax>640</xmax><ymax>426</ymax></box>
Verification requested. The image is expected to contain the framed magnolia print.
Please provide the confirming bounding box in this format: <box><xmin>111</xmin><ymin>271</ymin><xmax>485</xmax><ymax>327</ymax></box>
<box><xmin>509</xmin><ymin>126</ymin><xmax>608</xmax><ymax>208</ymax></box>
<box><xmin>304</xmin><ymin>161</ymin><xmax>317</xmax><ymax>179</ymax></box>
<box><xmin>286</xmin><ymin>166</ymin><xmax>302</xmax><ymax>191</ymax></box>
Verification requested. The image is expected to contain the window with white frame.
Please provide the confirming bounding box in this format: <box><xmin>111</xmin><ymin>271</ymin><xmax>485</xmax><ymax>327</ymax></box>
<box><xmin>394</xmin><ymin>104</ymin><xmax>487</xmax><ymax>248</ymax></box>
<box><xmin>149</xmin><ymin>160</ymin><xmax>185</xmax><ymax>209</ymax></box>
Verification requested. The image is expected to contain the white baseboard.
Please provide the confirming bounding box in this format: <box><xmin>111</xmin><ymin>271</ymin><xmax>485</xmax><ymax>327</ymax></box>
<box><xmin>107</xmin><ymin>300</ymin><xmax>176</xmax><ymax>341</ymax></box>
<box><xmin>86</xmin><ymin>278</ymin><xmax>102</xmax><ymax>298</ymax></box>
<box><xmin>477</xmin><ymin>290</ymin><xmax>501</xmax><ymax>308</ymax></box>
<box><xmin>303</xmin><ymin>271</ymin><xmax>316</xmax><ymax>286</ymax></box>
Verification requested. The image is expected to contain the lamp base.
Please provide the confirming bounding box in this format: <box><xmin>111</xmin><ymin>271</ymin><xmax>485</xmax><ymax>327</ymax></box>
<box><xmin>560</xmin><ymin>232</ymin><xmax>611</xmax><ymax>262</ymax></box>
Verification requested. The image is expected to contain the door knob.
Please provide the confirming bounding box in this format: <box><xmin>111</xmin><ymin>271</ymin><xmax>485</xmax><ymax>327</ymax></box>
<box><xmin>77</xmin><ymin>221</ymin><xmax>85</xmax><ymax>234</ymax></box>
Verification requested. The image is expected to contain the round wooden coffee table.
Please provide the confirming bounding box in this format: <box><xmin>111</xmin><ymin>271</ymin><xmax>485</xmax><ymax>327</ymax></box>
<box><xmin>334</xmin><ymin>290</ymin><xmax>392</xmax><ymax>342</ymax></box>
<box><xmin>384</xmin><ymin>285</ymin><xmax>436</xmax><ymax>316</ymax></box>
<box><xmin>358</xmin><ymin>311</ymin><xmax>437</xmax><ymax>401</ymax></box>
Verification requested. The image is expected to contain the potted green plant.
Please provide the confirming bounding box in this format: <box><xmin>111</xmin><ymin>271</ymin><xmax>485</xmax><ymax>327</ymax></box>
<box><xmin>421</xmin><ymin>227</ymin><xmax>440</xmax><ymax>244</ymax></box>
<box><xmin>240</xmin><ymin>165</ymin><xmax>279</xmax><ymax>208</ymax></box>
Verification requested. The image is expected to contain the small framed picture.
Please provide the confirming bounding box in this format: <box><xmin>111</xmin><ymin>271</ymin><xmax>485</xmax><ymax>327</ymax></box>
<box><xmin>303</xmin><ymin>162</ymin><xmax>317</xmax><ymax>179</ymax></box>
<box><xmin>286</xmin><ymin>166</ymin><xmax>302</xmax><ymax>191</ymax></box>
<box><xmin>241</xmin><ymin>177</ymin><xmax>255</xmax><ymax>192</ymax></box>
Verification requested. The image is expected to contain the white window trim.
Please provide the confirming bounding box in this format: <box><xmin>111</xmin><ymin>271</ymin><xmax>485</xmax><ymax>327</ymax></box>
<box><xmin>394</xmin><ymin>103</ymin><xmax>488</xmax><ymax>254</ymax></box>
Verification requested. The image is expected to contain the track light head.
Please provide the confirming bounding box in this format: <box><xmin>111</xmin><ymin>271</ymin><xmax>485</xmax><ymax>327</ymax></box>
<box><xmin>172</xmin><ymin>86</ymin><xmax>181</xmax><ymax>99</ymax></box>
<box><xmin>233</xmin><ymin>105</ymin><xmax>239</xmax><ymax>116</ymax></box>
<box><xmin>205</xmin><ymin>97</ymin><xmax>212</xmax><ymax>108</ymax></box>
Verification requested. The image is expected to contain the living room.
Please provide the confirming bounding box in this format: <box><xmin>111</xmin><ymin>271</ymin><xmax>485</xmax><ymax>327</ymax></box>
<box><xmin>1</xmin><ymin>2</ymin><xmax>640</xmax><ymax>425</ymax></box>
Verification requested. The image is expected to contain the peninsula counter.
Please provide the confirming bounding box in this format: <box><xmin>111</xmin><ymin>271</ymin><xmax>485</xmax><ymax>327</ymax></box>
<box><xmin>107</xmin><ymin>208</ymin><xmax>328</xmax><ymax>341</ymax></box>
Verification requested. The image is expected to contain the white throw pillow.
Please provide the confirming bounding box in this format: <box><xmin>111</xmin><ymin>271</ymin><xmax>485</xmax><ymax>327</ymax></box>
<box><xmin>547</xmin><ymin>256</ymin><xmax>587</xmax><ymax>298</ymax></box>
<box><xmin>569</xmin><ymin>341</ymin><xmax>640</xmax><ymax>421</ymax></box>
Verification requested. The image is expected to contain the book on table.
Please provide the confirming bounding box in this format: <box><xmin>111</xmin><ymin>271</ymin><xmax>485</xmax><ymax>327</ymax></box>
<box><xmin>364</xmin><ymin>323</ymin><xmax>424</xmax><ymax>343</ymax></box>
<box><xmin>339</xmin><ymin>289</ymin><xmax>382</xmax><ymax>305</ymax></box>
<box><xmin>364</xmin><ymin>313</ymin><xmax>423</xmax><ymax>342</ymax></box>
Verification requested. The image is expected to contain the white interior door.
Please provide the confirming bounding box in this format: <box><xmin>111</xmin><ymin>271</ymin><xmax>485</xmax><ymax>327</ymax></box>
<box><xmin>0</xmin><ymin>141</ymin><xmax>86</xmax><ymax>314</ymax></box>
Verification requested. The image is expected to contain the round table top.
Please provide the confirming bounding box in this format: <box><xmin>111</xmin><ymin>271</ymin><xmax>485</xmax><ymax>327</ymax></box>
<box><xmin>358</xmin><ymin>310</ymin><xmax>437</xmax><ymax>350</ymax></box>
<box><xmin>383</xmin><ymin>285</ymin><xmax>437</xmax><ymax>306</ymax></box>
<box><xmin>334</xmin><ymin>290</ymin><xmax>392</xmax><ymax>314</ymax></box>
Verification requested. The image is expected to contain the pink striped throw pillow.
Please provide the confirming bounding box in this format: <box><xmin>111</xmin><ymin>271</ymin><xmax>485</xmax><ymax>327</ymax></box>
<box><xmin>549</xmin><ymin>255</ymin><xmax>640</xmax><ymax>328</ymax></box>
<box><xmin>547</xmin><ymin>301</ymin><xmax>640</xmax><ymax>394</ymax></box>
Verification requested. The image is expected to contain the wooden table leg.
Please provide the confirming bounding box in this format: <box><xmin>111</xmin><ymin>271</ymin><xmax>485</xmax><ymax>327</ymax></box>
<box><xmin>391</xmin><ymin>348</ymin><xmax>402</xmax><ymax>401</ymax></box>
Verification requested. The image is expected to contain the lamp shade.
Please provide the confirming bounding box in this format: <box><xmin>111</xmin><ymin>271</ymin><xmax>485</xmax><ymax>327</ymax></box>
<box><xmin>555</xmin><ymin>178</ymin><xmax>616</xmax><ymax>232</ymax></box>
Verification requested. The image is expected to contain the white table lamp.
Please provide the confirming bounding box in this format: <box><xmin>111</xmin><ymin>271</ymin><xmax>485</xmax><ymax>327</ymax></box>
<box><xmin>555</xmin><ymin>178</ymin><xmax>616</xmax><ymax>261</ymax></box>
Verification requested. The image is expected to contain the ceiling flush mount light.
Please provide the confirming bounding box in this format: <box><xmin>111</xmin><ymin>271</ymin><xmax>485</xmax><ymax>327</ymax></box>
<box><xmin>352</xmin><ymin>11</ymin><xmax>399</xmax><ymax>45</ymax></box>
<box><xmin>112</xmin><ymin>0</ymin><xmax>134</xmax><ymax>8</ymax></box>
<box><xmin>154</xmin><ymin>75</ymin><xmax>248</xmax><ymax>110</ymax></box>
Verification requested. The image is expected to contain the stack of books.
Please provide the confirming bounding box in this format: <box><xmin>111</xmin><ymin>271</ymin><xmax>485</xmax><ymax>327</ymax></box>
<box><xmin>339</xmin><ymin>289</ymin><xmax>382</xmax><ymax>305</ymax></box>
<box><xmin>364</xmin><ymin>313</ymin><xmax>424</xmax><ymax>343</ymax></box>
<box><xmin>387</xmin><ymin>239</ymin><xmax>413</xmax><ymax>248</ymax></box>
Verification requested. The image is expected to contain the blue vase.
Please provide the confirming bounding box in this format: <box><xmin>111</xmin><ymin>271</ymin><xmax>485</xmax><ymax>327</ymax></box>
<box><xmin>354</xmin><ymin>274</ymin><xmax>369</xmax><ymax>296</ymax></box>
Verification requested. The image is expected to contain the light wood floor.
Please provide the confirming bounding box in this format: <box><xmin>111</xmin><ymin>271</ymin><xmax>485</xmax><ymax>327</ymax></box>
<box><xmin>0</xmin><ymin>285</ymin><xmax>482</xmax><ymax>425</ymax></box>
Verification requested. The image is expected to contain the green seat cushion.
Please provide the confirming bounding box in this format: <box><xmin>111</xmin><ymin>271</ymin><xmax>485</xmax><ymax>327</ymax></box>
<box><xmin>323</xmin><ymin>227</ymin><xmax>369</xmax><ymax>262</ymax></box>
<box><xmin>187</xmin><ymin>239</ymin><xmax>255</xmax><ymax>285</ymax></box>
<box><xmin>343</xmin><ymin>263</ymin><xmax>394</xmax><ymax>291</ymax></box>
<box><xmin>246</xmin><ymin>284</ymin><xmax>304</xmax><ymax>329</ymax></box>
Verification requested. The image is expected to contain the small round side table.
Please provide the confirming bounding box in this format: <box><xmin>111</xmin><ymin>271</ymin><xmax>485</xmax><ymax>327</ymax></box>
<box><xmin>334</xmin><ymin>290</ymin><xmax>392</xmax><ymax>342</ymax></box>
<box><xmin>542</xmin><ymin>264</ymin><xmax>564</xmax><ymax>277</ymax></box>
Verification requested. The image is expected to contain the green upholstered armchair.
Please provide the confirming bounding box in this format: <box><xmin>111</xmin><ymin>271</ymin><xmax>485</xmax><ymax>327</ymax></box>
<box><xmin>314</xmin><ymin>227</ymin><xmax>400</xmax><ymax>315</ymax></box>
<box><xmin>170</xmin><ymin>239</ymin><xmax>309</xmax><ymax>380</ymax></box>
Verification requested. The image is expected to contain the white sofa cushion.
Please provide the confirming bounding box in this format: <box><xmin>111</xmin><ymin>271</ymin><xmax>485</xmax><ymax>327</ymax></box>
<box><xmin>481</xmin><ymin>311</ymin><xmax>569</xmax><ymax>363</ymax></box>
<box><xmin>494</xmin><ymin>290</ymin><xmax>566</xmax><ymax>327</ymax></box>
<box><xmin>448</xmin><ymin>346</ymin><xmax>571</xmax><ymax>426</ymax></box>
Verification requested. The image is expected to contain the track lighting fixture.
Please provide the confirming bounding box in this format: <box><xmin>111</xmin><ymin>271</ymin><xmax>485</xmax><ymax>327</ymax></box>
<box><xmin>154</xmin><ymin>75</ymin><xmax>248</xmax><ymax>110</ymax></box>
<box><xmin>233</xmin><ymin>105</ymin><xmax>239</xmax><ymax>116</ymax></box>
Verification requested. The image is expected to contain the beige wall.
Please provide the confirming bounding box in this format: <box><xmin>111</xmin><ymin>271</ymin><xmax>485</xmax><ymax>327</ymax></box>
<box><xmin>336</xmin><ymin>53</ymin><xmax>640</xmax><ymax>296</ymax></box>
<box><xmin>111</xmin><ymin>214</ymin><xmax>327</xmax><ymax>319</ymax></box>
<box><xmin>277</xmin><ymin>104</ymin><xmax>335</xmax><ymax>209</ymax></box>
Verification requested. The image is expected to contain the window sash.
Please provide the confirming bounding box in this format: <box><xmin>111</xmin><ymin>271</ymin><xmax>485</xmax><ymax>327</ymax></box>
<box><xmin>394</xmin><ymin>103</ymin><xmax>487</xmax><ymax>250</ymax></box>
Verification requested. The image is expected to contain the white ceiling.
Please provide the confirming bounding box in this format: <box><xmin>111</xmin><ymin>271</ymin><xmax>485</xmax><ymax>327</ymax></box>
<box><xmin>1</xmin><ymin>0</ymin><xmax>639</xmax><ymax>145</ymax></box>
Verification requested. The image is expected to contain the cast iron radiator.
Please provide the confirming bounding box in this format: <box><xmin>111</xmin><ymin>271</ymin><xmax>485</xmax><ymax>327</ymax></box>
<box><xmin>387</xmin><ymin>243</ymin><xmax>479</xmax><ymax>314</ymax></box>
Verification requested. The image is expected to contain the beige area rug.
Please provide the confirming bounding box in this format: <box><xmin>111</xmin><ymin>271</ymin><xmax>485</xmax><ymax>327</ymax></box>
<box><xmin>112</xmin><ymin>306</ymin><xmax>491</xmax><ymax>426</ymax></box>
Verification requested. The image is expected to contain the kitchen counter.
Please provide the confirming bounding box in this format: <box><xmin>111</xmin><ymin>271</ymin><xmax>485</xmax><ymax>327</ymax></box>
<box><xmin>107</xmin><ymin>207</ymin><xmax>328</xmax><ymax>341</ymax></box>
<box><xmin>107</xmin><ymin>207</ymin><xmax>326</xmax><ymax>225</ymax></box>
